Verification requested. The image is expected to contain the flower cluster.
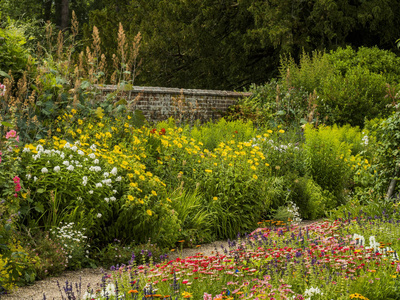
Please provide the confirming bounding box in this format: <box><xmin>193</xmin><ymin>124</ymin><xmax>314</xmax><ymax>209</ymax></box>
<box><xmin>0</xmin><ymin>82</ymin><xmax>5</xmax><ymax>97</ymax></box>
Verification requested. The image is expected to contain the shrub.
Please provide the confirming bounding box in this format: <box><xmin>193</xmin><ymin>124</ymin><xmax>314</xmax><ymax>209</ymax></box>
<box><xmin>0</xmin><ymin>20</ymin><xmax>32</xmax><ymax>78</ymax></box>
<box><xmin>289</xmin><ymin>176</ymin><xmax>335</xmax><ymax>219</ymax></box>
<box><xmin>278</xmin><ymin>46</ymin><xmax>400</xmax><ymax>127</ymax></box>
<box><xmin>303</xmin><ymin>124</ymin><xmax>354</xmax><ymax>204</ymax></box>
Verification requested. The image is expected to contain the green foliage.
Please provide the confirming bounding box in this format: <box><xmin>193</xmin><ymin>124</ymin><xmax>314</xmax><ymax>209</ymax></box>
<box><xmin>227</xmin><ymin>80</ymin><xmax>312</xmax><ymax>128</ymax></box>
<box><xmin>24</xmin><ymin>231</ymin><xmax>68</xmax><ymax>279</ymax></box>
<box><xmin>303</xmin><ymin>124</ymin><xmax>354</xmax><ymax>204</ymax></box>
<box><xmin>189</xmin><ymin>118</ymin><xmax>256</xmax><ymax>151</ymax></box>
<box><xmin>278</xmin><ymin>46</ymin><xmax>400</xmax><ymax>127</ymax></box>
<box><xmin>168</xmin><ymin>188</ymin><xmax>213</xmax><ymax>245</ymax></box>
<box><xmin>372</xmin><ymin>105</ymin><xmax>400</xmax><ymax>197</ymax></box>
<box><xmin>0</xmin><ymin>21</ymin><xmax>32</xmax><ymax>78</ymax></box>
<box><xmin>97</xmin><ymin>239</ymin><xmax>165</xmax><ymax>269</ymax></box>
<box><xmin>288</xmin><ymin>176</ymin><xmax>334</xmax><ymax>220</ymax></box>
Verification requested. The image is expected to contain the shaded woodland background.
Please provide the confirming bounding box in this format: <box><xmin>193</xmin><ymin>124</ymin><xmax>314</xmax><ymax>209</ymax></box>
<box><xmin>1</xmin><ymin>0</ymin><xmax>400</xmax><ymax>90</ymax></box>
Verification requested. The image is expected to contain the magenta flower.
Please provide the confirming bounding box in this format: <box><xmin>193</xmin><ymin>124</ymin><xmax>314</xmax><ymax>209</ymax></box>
<box><xmin>13</xmin><ymin>176</ymin><xmax>20</xmax><ymax>184</ymax></box>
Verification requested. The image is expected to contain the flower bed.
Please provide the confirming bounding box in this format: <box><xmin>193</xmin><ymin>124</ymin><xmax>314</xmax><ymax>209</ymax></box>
<box><xmin>56</xmin><ymin>213</ymin><xmax>400</xmax><ymax>300</ymax></box>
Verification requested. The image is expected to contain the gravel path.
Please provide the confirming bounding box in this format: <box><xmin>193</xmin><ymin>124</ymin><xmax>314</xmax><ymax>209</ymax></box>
<box><xmin>2</xmin><ymin>220</ymin><xmax>322</xmax><ymax>300</ymax></box>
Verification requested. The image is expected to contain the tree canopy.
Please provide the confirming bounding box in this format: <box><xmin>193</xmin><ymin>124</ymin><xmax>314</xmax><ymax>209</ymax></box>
<box><xmin>1</xmin><ymin>0</ymin><xmax>400</xmax><ymax>90</ymax></box>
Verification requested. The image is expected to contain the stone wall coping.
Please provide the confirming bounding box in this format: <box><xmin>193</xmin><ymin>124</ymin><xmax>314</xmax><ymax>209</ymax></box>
<box><xmin>95</xmin><ymin>84</ymin><xmax>252</xmax><ymax>98</ymax></box>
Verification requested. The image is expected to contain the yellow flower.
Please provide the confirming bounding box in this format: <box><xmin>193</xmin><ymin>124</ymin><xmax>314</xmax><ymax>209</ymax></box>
<box><xmin>253</xmin><ymin>174</ymin><xmax>258</xmax><ymax>180</ymax></box>
<box><xmin>71</xmin><ymin>109</ymin><xmax>77</xmax><ymax>114</ymax></box>
<box><xmin>279</xmin><ymin>129</ymin><xmax>285</xmax><ymax>133</ymax></box>
<box><xmin>22</xmin><ymin>193</ymin><xmax>28</xmax><ymax>199</ymax></box>
<box><xmin>182</xmin><ymin>291</ymin><xmax>192</xmax><ymax>298</ymax></box>
<box><xmin>151</xmin><ymin>190</ymin><xmax>157</xmax><ymax>196</ymax></box>
<box><xmin>130</xmin><ymin>182</ymin><xmax>138</xmax><ymax>187</ymax></box>
<box><xmin>138</xmin><ymin>199</ymin><xmax>144</xmax><ymax>204</ymax></box>
<box><xmin>56</xmin><ymin>128</ymin><xmax>61</xmax><ymax>132</ymax></box>
<box><xmin>127</xmin><ymin>195</ymin><xmax>134</xmax><ymax>201</ymax></box>
<box><xmin>98</xmin><ymin>122</ymin><xmax>104</xmax><ymax>128</ymax></box>
<box><xmin>267</xmin><ymin>130</ymin><xmax>273</xmax><ymax>134</ymax></box>
<box><xmin>166</xmin><ymin>198</ymin><xmax>171</xmax><ymax>202</ymax></box>
<box><xmin>213</xmin><ymin>197</ymin><xmax>218</xmax><ymax>201</ymax></box>
<box><xmin>139</xmin><ymin>175</ymin><xmax>145</xmax><ymax>181</ymax></box>
<box><xmin>76</xmin><ymin>129</ymin><xmax>82</xmax><ymax>134</ymax></box>
<box><xmin>146</xmin><ymin>210</ymin><xmax>153</xmax><ymax>216</ymax></box>
<box><xmin>205</xmin><ymin>169</ymin><xmax>212</xmax><ymax>173</ymax></box>
<box><xmin>78</xmin><ymin>119</ymin><xmax>83</xmax><ymax>125</ymax></box>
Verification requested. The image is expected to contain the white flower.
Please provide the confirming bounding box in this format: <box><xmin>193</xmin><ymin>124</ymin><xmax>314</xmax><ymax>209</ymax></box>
<box><xmin>104</xmin><ymin>198</ymin><xmax>110</xmax><ymax>203</ymax></box>
<box><xmin>26</xmin><ymin>174</ymin><xmax>32</xmax><ymax>180</ymax></box>
<box><xmin>63</xmin><ymin>161</ymin><xmax>70</xmax><ymax>167</ymax></box>
<box><xmin>93</xmin><ymin>159</ymin><xmax>99</xmax><ymax>164</ymax></box>
<box><xmin>82</xmin><ymin>176</ymin><xmax>88</xmax><ymax>186</ymax></box>
<box><xmin>113</xmin><ymin>190</ymin><xmax>117</xmax><ymax>194</ymax></box>
<box><xmin>71</xmin><ymin>146</ymin><xmax>78</xmax><ymax>152</ymax></box>
<box><xmin>90</xmin><ymin>144</ymin><xmax>97</xmax><ymax>151</ymax></box>
<box><xmin>67</xmin><ymin>165</ymin><xmax>75</xmax><ymax>171</ymax></box>
<box><xmin>103</xmin><ymin>172</ymin><xmax>110</xmax><ymax>178</ymax></box>
<box><xmin>304</xmin><ymin>286</ymin><xmax>323</xmax><ymax>297</ymax></box>
<box><xmin>36</xmin><ymin>144</ymin><xmax>44</xmax><ymax>152</ymax></box>
<box><xmin>88</xmin><ymin>153</ymin><xmax>96</xmax><ymax>159</ymax></box>
<box><xmin>41</xmin><ymin>167</ymin><xmax>48</xmax><ymax>174</ymax></box>
<box><xmin>60</xmin><ymin>152</ymin><xmax>65</xmax><ymax>159</ymax></box>
<box><xmin>44</xmin><ymin>150</ymin><xmax>51</xmax><ymax>155</ymax></box>
<box><xmin>111</xmin><ymin>167</ymin><xmax>118</xmax><ymax>176</ymax></box>
<box><xmin>110</xmin><ymin>196</ymin><xmax>116</xmax><ymax>201</ymax></box>
<box><xmin>77</xmin><ymin>150</ymin><xmax>85</xmax><ymax>156</ymax></box>
<box><xmin>95</xmin><ymin>182</ymin><xmax>103</xmax><ymax>188</ymax></box>
<box><xmin>54</xmin><ymin>166</ymin><xmax>61</xmax><ymax>172</ymax></box>
<box><xmin>74</xmin><ymin>140</ymin><xmax>81</xmax><ymax>145</ymax></box>
<box><xmin>89</xmin><ymin>166</ymin><xmax>102</xmax><ymax>172</ymax></box>
<box><xmin>64</xmin><ymin>142</ymin><xmax>71</xmax><ymax>149</ymax></box>
<box><xmin>102</xmin><ymin>179</ymin><xmax>112</xmax><ymax>186</ymax></box>
<box><xmin>353</xmin><ymin>233</ymin><xmax>366</xmax><ymax>247</ymax></box>
<box><xmin>116</xmin><ymin>176</ymin><xmax>122</xmax><ymax>181</ymax></box>
<box><xmin>34</xmin><ymin>176</ymin><xmax>38</xmax><ymax>182</ymax></box>
<box><xmin>362</xmin><ymin>135</ymin><xmax>369</xmax><ymax>146</ymax></box>
<box><xmin>97</xmin><ymin>213</ymin><xmax>102</xmax><ymax>218</ymax></box>
<box><xmin>82</xmin><ymin>291</ymin><xmax>96</xmax><ymax>300</ymax></box>
<box><xmin>23</xmin><ymin>147</ymin><xmax>30</xmax><ymax>153</ymax></box>
<box><xmin>89</xmin><ymin>190</ymin><xmax>93</xmax><ymax>194</ymax></box>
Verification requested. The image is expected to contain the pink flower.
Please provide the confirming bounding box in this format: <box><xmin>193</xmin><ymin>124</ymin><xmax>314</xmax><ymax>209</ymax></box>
<box><xmin>15</xmin><ymin>183</ymin><xmax>21</xmax><ymax>192</ymax></box>
<box><xmin>14</xmin><ymin>193</ymin><xmax>18</xmax><ymax>197</ymax></box>
<box><xmin>396</xmin><ymin>263</ymin><xmax>400</xmax><ymax>273</ymax></box>
<box><xmin>6</xmin><ymin>130</ymin><xmax>16</xmax><ymax>139</ymax></box>
<box><xmin>203</xmin><ymin>293</ymin><xmax>212</xmax><ymax>300</ymax></box>
<box><xmin>13</xmin><ymin>176</ymin><xmax>20</xmax><ymax>184</ymax></box>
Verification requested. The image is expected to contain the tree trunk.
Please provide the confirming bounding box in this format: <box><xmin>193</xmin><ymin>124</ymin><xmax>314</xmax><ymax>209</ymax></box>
<box><xmin>43</xmin><ymin>0</ymin><xmax>53</xmax><ymax>22</ymax></box>
<box><xmin>60</xmin><ymin>0</ymin><xmax>69</xmax><ymax>30</ymax></box>
<box><xmin>386</xmin><ymin>164</ymin><xmax>399</xmax><ymax>200</ymax></box>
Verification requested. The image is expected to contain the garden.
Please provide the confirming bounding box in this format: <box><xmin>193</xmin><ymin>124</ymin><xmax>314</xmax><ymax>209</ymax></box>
<box><xmin>2</xmin><ymin>13</ymin><xmax>400</xmax><ymax>300</ymax></box>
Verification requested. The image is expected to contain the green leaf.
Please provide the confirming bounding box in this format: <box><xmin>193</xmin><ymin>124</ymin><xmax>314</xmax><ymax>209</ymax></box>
<box><xmin>1</xmin><ymin>121</ymin><xmax>14</xmax><ymax>128</ymax></box>
<box><xmin>0</xmin><ymin>70</ymin><xmax>11</xmax><ymax>79</ymax></box>
<box><xmin>37</xmin><ymin>188</ymin><xmax>45</xmax><ymax>194</ymax></box>
<box><xmin>34</xmin><ymin>203</ymin><xmax>44</xmax><ymax>213</ymax></box>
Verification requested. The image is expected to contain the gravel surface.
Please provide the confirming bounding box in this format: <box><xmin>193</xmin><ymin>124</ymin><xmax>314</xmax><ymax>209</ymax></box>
<box><xmin>2</xmin><ymin>220</ymin><xmax>323</xmax><ymax>300</ymax></box>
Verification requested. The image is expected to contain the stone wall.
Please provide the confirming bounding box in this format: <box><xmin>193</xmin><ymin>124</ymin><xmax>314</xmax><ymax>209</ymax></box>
<box><xmin>96</xmin><ymin>85</ymin><xmax>251</xmax><ymax>123</ymax></box>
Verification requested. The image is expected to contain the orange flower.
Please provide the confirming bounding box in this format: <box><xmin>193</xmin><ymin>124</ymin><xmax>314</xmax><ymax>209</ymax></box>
<box><xmin>128</xmin><ymin>290</ymin><xmax>139</xmax><ymax>294</ymax></box>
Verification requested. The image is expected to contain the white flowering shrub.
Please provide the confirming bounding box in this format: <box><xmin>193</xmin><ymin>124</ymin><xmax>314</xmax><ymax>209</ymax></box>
<box><xmin>49</xmin><ymin>222</ymin><xmax>92</xmax><ymax>270</ymax></box>
<box><xmin>19</xmin><ymin>140</ymin><xmax>122</xmax><ymax>237</ymax></box>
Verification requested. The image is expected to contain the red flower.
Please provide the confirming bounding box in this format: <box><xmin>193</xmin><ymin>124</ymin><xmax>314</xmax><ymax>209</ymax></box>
<box><xmin>159</xmin><ymin>128</ymin><xmax>166</xmax><ymax>135</ymax></box>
